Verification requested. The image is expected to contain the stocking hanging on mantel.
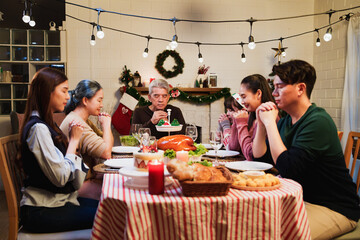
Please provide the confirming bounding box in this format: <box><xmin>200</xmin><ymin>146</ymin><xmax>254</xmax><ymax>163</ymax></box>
<box><xmin>112</xmin><ymin>92</ymin><xmax>139</xmax><ymax>135</ymax></box>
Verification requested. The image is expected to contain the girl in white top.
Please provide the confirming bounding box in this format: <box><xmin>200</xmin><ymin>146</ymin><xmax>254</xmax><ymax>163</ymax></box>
<box><xmin>19</xmin><ymin>67</ymin><xmax>98</xmax><ymax>233</ymax></box>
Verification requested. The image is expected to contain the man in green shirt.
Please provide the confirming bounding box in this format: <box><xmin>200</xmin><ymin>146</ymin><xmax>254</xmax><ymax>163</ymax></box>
<box><xmin>253</xmin><ymin>60</ymin><xmax>360</xmax><ymax>239</ymax></box>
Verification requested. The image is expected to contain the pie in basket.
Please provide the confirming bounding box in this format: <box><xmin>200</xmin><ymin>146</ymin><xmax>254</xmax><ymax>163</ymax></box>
<box><xmin>232</xmin><ymin>172</ymin><xmax>280</xmax><ymax>191</ymax></box>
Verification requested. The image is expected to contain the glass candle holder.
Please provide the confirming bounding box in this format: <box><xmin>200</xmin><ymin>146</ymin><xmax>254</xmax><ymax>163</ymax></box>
<box><xmin>148</xmin><ymin>160</ymin><xmax>164</xmax><ymax>195</ymax></box>
<box><xmin>176</xmin><ymin>150</ymin><xmax>189</xmax><ymax>162</ymax></box>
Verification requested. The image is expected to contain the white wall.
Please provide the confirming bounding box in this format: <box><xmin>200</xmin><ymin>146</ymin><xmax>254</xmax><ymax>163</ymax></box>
<box><xmin>312</xmin><ymin>0</ymin><xmax>360</xmax><ymax>129</ymax></box>
<box><xmin>64</xmin><ymin>0</ymin><xmax>315</xmax><ymax>141</ymax></box>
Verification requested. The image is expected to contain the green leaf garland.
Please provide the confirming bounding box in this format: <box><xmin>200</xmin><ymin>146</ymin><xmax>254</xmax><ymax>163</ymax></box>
<box><xmin>126</xmin><ymin>87</ymin><xmax>231</xmax><ymax>106</ymax></box>
<box><xmin>155</xmin><ymin>50</ymin><xmax>184</xmax><ymax>79</ymax></box>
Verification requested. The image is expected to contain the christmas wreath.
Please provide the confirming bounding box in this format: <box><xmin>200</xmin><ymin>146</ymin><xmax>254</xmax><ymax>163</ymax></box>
<box><xmin>155</xmin><ymin>50</ymin><xmax>184</xmax><ymax>79</ymax></box>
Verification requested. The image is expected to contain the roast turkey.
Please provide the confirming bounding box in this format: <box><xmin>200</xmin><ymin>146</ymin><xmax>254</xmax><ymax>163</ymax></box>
<box><xmin>157</xmin><ymin>135</ymin><xmax>196</xmax><ymax>151</ymax></box>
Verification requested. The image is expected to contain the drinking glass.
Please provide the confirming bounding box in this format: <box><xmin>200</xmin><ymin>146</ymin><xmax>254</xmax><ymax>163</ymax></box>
<box><xmin>185</xmin><ymin>125</ymin><xmax>198</xmax><ymax>142</ymax></box>
<box><xmin>130</xmin><ymin>124</ymin><xmax>142</xmax><ymax>146</ymax></box>
<box><xmin>209</xmin><ymin>130</ymin><xmax>223</xmax><ymax>166</ymax></box>
<box><xmin>149</xmin><ymin>136</ymin><xmax>157</xmax><ymax>151</ymax></box>
<box><xmin>139</xmin><ymin>128</ymin><xmax>151</xmax><ymax>148</ymax></box>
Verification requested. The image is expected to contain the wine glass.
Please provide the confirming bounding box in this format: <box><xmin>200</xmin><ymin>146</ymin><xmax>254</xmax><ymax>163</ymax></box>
<box><xmin>209</xmin><ymin>130</ymin><xmax>223</xmax><ymax>166</ymax></box>
<box><xmin>130</xmin><ymin>124</ymin><xmax>142</xmax><ymax>146</ymax></box>
<box><xmin>139</xmin><ymin>128</ymin><xmax>151</xmax><ymax>148</ymax></box>
<box><xmin>185</xmin><ymin>124</ymin><xmax>198</xmax><ymax>142</ymax></box>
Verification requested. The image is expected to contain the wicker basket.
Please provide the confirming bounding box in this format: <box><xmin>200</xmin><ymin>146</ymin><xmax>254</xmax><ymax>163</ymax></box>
<box><xmin>179</xmin><ymin>166</ymin><xmax>234</xmax><ymax>197</ymax></box>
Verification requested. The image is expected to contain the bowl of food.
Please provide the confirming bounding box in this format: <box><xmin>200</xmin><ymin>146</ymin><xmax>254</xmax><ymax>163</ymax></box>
<box><xmin>243</xmin><ymin>170</ymin><xmax>265</xmax><ymax>179</ymax></box>
<box><xmin>120</xmin><ymin>135</ymin><xmax>139</xmax><ymax>146</ymax></box>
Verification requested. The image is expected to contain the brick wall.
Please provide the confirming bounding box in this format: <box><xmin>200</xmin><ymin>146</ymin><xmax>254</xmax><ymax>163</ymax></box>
<box><xmin>313</xmin><ymin>0</ymin><xmax>360</xmax><ymax>129</ymax></box>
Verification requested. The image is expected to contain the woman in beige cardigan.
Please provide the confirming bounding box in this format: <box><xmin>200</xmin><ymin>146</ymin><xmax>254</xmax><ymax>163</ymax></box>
<box><xmin>60</xmin><ymin>79</ymin><xmax>114</xmax><ymax>200</ymax></box>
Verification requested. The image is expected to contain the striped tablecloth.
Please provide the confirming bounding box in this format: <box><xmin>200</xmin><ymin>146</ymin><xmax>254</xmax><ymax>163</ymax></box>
<box><xmin>91</xmin><ymin>174</ymin><xmax>310</xmax><ymax>240</ymax></box>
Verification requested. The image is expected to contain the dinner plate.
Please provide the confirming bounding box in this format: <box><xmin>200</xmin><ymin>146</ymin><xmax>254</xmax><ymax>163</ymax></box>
<box><xmin>225</xmin><ymin>161</ymin><xmax>273</xmax><ymax>171</ymax></box>
<box><xmin>112</xmin><ymin>146</ymin><xmax>140</xmax><ymax>154</ymax></box>
<box><xmin>204</xmin><ymin>150</ymin><xmax>240</xmax><ymax>158</ymax></box>
<box><xmin>119</xmin><ymin>166</ymin><xmax>171</xmax><ymax>178</ymax></box>
<box><xmin>156</xmin><ymin>125</ymin><xmax>183</xmax><ymax>132</ymax></box>
<box><xmin>103</xmin><ymin>158</ymin><xmax>134</xmax><ymax>168</ymax></box>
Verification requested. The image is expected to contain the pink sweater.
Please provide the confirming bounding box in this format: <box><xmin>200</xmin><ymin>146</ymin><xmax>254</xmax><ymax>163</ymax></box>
<box><xmin>228</xmin><ymin>118</ymin><xmax>257</xmax><ymax>161</ymax></box>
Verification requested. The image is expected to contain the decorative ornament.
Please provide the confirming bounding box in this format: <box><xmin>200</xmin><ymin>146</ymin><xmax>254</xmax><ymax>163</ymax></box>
<box><xmin>155</xmin><ymin>50</ymin><xmax>184</xmax><ymax>79</ymax></box>
<box><xmin>125</xmin><ymin>87</ymin><xmax>231</xmax><ymax>106</ymax></box>
<box><xmin>271</xmin><ymin>40</ymin><xmax>287</xmax><ymax>64</ymax></box>
<box><xmin>119</xmin><ymin>65</ymin><xmax>134</xmax><ymax>86</ymax></box>
<box><xmin>171</xmin><ymin>89</ymin><xmax>180</xmax><ymax>98</ymax></box>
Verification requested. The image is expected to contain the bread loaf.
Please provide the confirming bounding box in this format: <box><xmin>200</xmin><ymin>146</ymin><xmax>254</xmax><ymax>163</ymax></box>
<box><xmin>166</xmin><ymin>159</ymin><xmax>233</xmax><ymax>182</ymax></box>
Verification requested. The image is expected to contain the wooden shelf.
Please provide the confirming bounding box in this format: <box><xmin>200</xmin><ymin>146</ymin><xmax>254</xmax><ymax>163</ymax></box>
<box><xmin>134</xmin><ymin>87</ymin><xmax>224</xmax><ymax>96</ymax></box>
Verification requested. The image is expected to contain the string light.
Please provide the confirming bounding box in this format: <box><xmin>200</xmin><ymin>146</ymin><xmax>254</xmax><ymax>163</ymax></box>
<box><xmin>96</xmin><ymin>9</ymin><xmax>105</xmax><ymax>39</ymax></box>
<box><xmin>323</xmin><ymin>10</ymin><xmax>334</xmax><ymax>42</ymax></box>
<box><xmin>143</xmin><ymin>36</ymin><xmax>151</xmax><ymax>58</ymax></box>
<box><xmin>315</xmin><ymin>29</ymin><xmax>321</xmax><ymax>47</ymax></box>
<box><xmin>90</xmin><ymin>23</ymin><xmax>96</xmax><ymax>46</ymax></box>
<box><xmin>196</xmin><ymin>42</ymin><xmax>203</xmax><ymax>63</ymax></box>
<box><xmin>240</xmin><ymin>42</ymin><xmax>246</xmax><ymax>63</ymax></box>
<box><xmin>63</xmin><ymin>4</ymin><xmax>357</xmax><ymax>56</ymax></box>
<box><xmin>22</xmin><ymin>1</ymin><xmax>30</xmax><ymax>23</ymax></box>
<box><xmin>170</xmin><ymin>18</ymin><xmax>178</xmax><ymax>50</ymax></box>
<box><xmin>247</xmin><ymin>18</ymin><xmax>256</xmax><ymax>50</ymax></box>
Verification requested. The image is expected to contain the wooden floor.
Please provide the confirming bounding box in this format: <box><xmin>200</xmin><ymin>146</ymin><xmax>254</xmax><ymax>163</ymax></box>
<box><xmin>0</xmin><ymin>191</ymin><xmax>9</xmax><ymax>240</ymax></box>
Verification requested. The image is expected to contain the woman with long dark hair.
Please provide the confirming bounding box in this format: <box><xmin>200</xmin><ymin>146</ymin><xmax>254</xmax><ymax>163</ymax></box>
<box><xmin>19</xmin><ymin>67</ymin><xmax>98</xmax><ymax>233</ymax></box>
<box><xmin>227</xmin><ymin>74</ymin><xmax>275</xmax><ymax>160</ymax></box>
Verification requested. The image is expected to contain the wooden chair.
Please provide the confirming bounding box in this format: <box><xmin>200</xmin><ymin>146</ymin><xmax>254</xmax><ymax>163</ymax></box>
<box><xmin>0</xmin><ymin>134</ymin><xmax>92</xmax><ymax>240</ymax></box>
<box><xmin>338</xmin><ymin>131</ymin><xmax>344</xmax><ymax>141</ymax></box>
<box><xmin>344</xmin><ymin>131</ymin><xmax>360</xmax><ymax>191</ymax></box>
<box><xmin>334</xmin><ymin>131</ymin><xmax>360</xmax><ymax>240</ymax></box>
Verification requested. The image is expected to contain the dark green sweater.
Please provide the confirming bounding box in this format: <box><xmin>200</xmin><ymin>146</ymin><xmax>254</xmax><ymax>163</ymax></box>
<box><xmin>255</xmin><ymin>104</ymin><xmax>360</xmax><ymax>221</ymax></box>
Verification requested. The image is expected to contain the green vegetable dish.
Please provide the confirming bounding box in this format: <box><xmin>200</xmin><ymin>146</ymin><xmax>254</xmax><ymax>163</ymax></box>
<box><xmin>188</xmin><ymin>143</ymin><xmax>208</xmax><ymax>156</ymax></box>
<box><xmin>120</xmin><ymin>135</ymin><xmax>139</xmax><ymax>146</ymax></box>
<box><xmin>188</xmin><ymin>160</ymin><xmax>212</xmax><ymax>167</ymax></box>
<box><xmin>171</xmin><ymin>119</ymin><xmax>180</xmax><ymax>126</ymax></box>
<box><xmin>164</xmin><ymin>149</ymin><xmax>176</xmax><ymax>159</ymax></box>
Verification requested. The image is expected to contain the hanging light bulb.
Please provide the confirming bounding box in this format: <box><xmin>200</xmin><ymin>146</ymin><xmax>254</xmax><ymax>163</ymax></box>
<box><xmin>29</xmin><ymin>16</ymin><xmax>36</xmax><ymax>27</ymax></box>
<box><xmin>90</xmin><ymin>34</ymin><xmax>96</xmax><ymax>46</ymax></box>
<box><xmin>248</xmin><ymin>36</ymin><xmax>256</xmax><ymax>50</ymax></box>
<box><xmin>316</xmin><ymin>37</ymin><xmax>321</xmax><ymax>47</ymax></box>
<box><xmin>198</xmin><ymin>53</ymin><xmax>204</xmax><ymax>63</ymax></box>
<box><xmin>143</xmin><ymin>48</ymin><xmax>149</xmax><ymax>58</ymax></box>
<box><xmin>323</xmin><ymin>10</ymin><xmax>334</xmax><ymax>42</ymax></box>
<box><xmin>96</xmin><ymin>25</ymin><xmax>104</xmax><ymax>39</ymax></box>
<box><xmin>95</xmin><ymin>9</ymin><xmax>104</xmax><ymax>39</ymax></box>
<box><xmin>240</xmin><ymin>42</ymin><xmax>246</xmax><ymax>63</ymax></box>
<box><xmin>142</xmin><ymin>36</ymin><xmax>151</xmax><ymax>58</ymax></box>
<box><xmin>241</xmin><ymin>53</ymin><xmax>246</xmax><ymax>63</ymax></box>
<box><xmin>170</xmin><ymin>34</ymin><xmax>178</xmax><ymax>49</ymax></box>
<box><xmin>22</xmin><ymin>10</ymin><xmax>30</xmax><ymax>23</ymax></box>
<box><xmin>247</xmin><ymin>18</ymin><xmax>256</xmax><ymax>50</ymax></box>
<box><xmin>323</xmin><ymin>27</ymin><xmax>332</xmax><ymax>42</ymax></box>
<box><xmin>169</xmin><ymin>18</ymin><xmax>179</xmax><ymax>50</ymax></box>
<box><xmin>196</xmin><ymin>42</ymin><xmax>203</xmax><ymax>63</ymax></box>
<box><xmin>315</xmin><ymin>29</ymin><xmax>321</xmax><ymax>47</ymax></box>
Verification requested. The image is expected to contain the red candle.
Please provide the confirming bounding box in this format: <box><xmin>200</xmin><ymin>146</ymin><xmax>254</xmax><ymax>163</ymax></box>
<box><xmin>148</xmin><ymin>160</ymin><xmax>164</xmax><ymax>195</ymax></box>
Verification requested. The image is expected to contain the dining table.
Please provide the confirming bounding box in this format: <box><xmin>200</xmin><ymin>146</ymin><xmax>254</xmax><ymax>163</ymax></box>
<box><xmin>91</xmin><ymin>172</ymin><xmax>311</xmax><ymax>240</ymax></box>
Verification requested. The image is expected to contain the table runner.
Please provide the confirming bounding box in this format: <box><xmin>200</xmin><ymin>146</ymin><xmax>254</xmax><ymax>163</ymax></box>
<box><xmin>91</xmin><ymin>174</ymin><xmax>310</xmax><ymax>240</ymax></box>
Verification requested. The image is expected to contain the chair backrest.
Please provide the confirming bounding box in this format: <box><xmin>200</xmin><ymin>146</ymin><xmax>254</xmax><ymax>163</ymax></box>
<box><xmin>338</xmin><ymin>131</ymin><xmax>343</xmax><ymax>141</ymax></box>
<box><xmin>0</xmin><ymin>134</ymin><xmax>24</xmax><ymax>240</ymax></box>
<box><xmin>344</xmin><ymin>131</ymin><xmax>360</xmax><ymax>192</ymax></box>
<box><xmin>10</xmin><ymin>112</ymin><xmax>66</xmax><ymax>134</ymax></box>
